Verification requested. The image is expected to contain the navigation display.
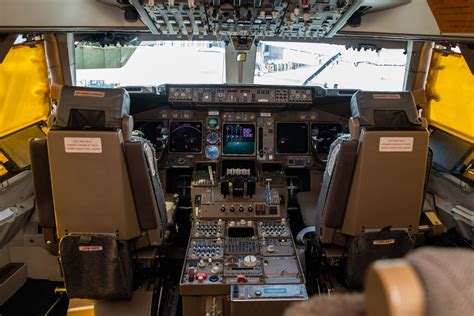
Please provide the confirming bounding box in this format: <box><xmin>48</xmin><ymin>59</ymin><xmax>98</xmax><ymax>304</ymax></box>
<box><xmin>311</xmin><ymin>123</ymin><xmax>342</xmax><ymax>154</ymax></box>
<box><xmin>223</xmin><ymin>123</ymin><xmax>255</xmax><ymax>155</ymax></box>
<box><xmin>277</xmin><ymin>123</ymin><xmax>309</xmax><ymax>154</ymax></box>
<box><xmin>169</xmin><ymin>121</ymin><xmax>203</xmax><ymax>153</ymax></box>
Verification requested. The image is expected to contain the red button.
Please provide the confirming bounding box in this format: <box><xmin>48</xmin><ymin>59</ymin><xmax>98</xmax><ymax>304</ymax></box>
<box><xmin>237</xmin><ymin>274</ymin><xmax>248</xmax><ymax>283</ymax></box>
<box><xmin>196</xmin><ymin>272</ymin><xmax>207</xmax><ymax>281</ymax></box>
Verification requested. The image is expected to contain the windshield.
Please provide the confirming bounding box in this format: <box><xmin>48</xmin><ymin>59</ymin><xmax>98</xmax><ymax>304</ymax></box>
<box><xmin>76</xmin><ymin>41</ymin><xmax>225</xmax><ymax>88</ymax></box>
<box><xmin>76</xmin><ymin>40</ymin><xmax>407</xmax><ymax>91</ymax></box>
<box><xmin>254</xmin><ymin>41</ymin><xmax>407</xmax><ymax>90</ymax></box>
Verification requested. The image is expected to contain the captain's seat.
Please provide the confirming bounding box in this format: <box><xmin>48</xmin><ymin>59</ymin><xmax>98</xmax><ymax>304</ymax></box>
<box><xmin>313</xmin><ymin>91</ymin><xmax>430</xmax><ymax>288</ymax></box>
<box><xmin>29</xmin><ymin>86</ymin><xmax>174</xmax><ymax>299</ymax></box>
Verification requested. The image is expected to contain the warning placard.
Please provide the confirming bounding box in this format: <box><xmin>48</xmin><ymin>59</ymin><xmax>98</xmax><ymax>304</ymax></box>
<box><xmin>64</xmin><ymin>137</ymin><xmax>102</xmax><ymax>153</ymax></box>
<box><xmin>379</xmin><ymin>137</ymin><xmax>414</xmax><ymax>152</ymax></box>
<box><xmin>73</xmin><ymin>90</ymin><xmax>106</xmax><ymax>98</ymax></box>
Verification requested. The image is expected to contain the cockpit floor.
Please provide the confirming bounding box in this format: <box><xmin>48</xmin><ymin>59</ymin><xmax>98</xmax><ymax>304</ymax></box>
<box><xmin>0</xmin><ymin>279</ymin><xmax>68</xmax><ymax>316</ymax></box>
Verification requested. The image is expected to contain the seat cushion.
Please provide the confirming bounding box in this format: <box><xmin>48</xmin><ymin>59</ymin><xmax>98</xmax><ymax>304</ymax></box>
<box><xmin>406</xmin><ymin>247</ymin><xmax>474</xmax><ymax>316</ymax></box>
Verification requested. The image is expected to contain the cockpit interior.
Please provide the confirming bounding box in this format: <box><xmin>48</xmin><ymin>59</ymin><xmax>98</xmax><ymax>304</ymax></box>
<box><xmin>0</xmin><ymin>1</ymin><xmax>473</xmax><ymax>316</ymax></box>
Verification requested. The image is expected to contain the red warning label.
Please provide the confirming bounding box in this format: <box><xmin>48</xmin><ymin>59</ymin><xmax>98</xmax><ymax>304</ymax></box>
<box><xmin>74</xmin><ymin>90</ymin><xmax>105</xmax><ymax>98</ymax></box>
<box><xmin>79</xmin><ymin>246</ymin><xmax>103</xmax><ymax>252</ymax></box>
<box><xmin>64</xmin><ymin>137</ymin><xmax>102</xmax><ymax>153</ymax></box>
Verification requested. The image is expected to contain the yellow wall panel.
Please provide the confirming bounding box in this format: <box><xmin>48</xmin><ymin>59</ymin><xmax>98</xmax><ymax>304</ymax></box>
<box><xmin>0</xmin><ymin>42</ymin><xmax>50</xmax><ymax>137</ymax></box>
<box><xmin>425</xmin><ymin>51</ymin><xmax>474</xmax><ymax>143</ymax></box>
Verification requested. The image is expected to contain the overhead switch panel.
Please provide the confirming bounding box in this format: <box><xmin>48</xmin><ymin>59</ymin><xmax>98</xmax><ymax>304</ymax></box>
<box><xmin>130</xmin><ymin>0</ymin><xmax>362</xmax><ymax>38</ymax></box>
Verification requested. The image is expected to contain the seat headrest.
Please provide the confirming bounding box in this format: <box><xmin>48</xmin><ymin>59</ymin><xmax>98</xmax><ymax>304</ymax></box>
<box><xmin>53</xmin><ymin>86</ymin><xmax>130</xmax><ymax>129</ymax></box>
<box><xmin>350</xmin><ymin>91</ymin><xmax>422</xmax><ymax>128</ymax></box>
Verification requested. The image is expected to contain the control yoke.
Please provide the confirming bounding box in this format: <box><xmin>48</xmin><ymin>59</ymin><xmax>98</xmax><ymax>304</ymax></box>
<box><xmin>156</xmin><ymin>127</ymin><xmax>169</xmax><ymax>161</ymax></box>
<box><xmin>311</xmin><ymin>127</ymin><xmax>324</xmax><ymax>165</ymax></box>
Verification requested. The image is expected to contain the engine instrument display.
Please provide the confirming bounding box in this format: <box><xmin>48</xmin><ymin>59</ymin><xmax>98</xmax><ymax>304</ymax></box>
<box><xmin>169</xmin><ymin>121</ymin><xmax>203</xmax><ymax>153</ymax></box>
<box><xmin>223</xmin><ymin>123</ymin><xmax>255</xmax><ymax>156</ymax></box>
<box><xmin>276</xmin><ymin>123</ymin><xmax>309</xmax><ymax>154</ymax></box>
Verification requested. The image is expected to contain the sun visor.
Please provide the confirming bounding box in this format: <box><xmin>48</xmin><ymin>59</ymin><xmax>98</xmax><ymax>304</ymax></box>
<box><xmin>54</xmin><ymin>86</ymin><xmax>130</xmax><ymax>129</ymax></box>
<box><xmin>350</xmin><ymin>91</ymin><xmax>422</xmax><ymax>128</ymax></box>
<box><xmin>0</xmin><ymin>42</ymin><xmax>50</xmax><ymax>137</ymax></box>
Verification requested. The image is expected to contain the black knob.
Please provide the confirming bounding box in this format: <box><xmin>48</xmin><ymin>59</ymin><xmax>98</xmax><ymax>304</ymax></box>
<box><xmin>248</xmin><ymin>206</ymin><xmax>253</xmax><ymax>212</ymax></box>
<box><xmin>220</xmin><ymin>206</ymin><xmax>226</xmax><ymax>212</ymax></box>
<box><xmin>239</xmin><ymin>207</ymin><xmax>244</xmax><ymax>212</ymax></box>
<box><xmin>230</xmin><ymin>207</ymin><xmax>235</xmax><ymax>212</ymax></box>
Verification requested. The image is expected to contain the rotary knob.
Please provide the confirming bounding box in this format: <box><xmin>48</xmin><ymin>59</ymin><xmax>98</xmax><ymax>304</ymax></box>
<box><xmin>211</xmin><ymin>265</ymin><xmax>221</xmax><ymax>274</ymax></box>
<box><xmin>266</xmin><ymin>245</ymin><xmax>275</xmax><ymax>253</ymax></box>
<box><xmin>198</xmin><ymin>259</ymin><xmax>206</xmax><ymax>268</ymax></box>
<box><xmin>243</xmin><ymin>255</ymin><xmax>257</xmax><ymax>268</ymax></box>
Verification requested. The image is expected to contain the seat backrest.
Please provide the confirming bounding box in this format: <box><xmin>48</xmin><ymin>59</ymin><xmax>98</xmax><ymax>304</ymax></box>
<box><xmin>31</xmin><ymin>86</ymin><xmax>165</xmax><ymax>245</ymax></box>
<box><xmin>342</xmin><ymin>92</ymin><xmax>429</xmax><ymax>236</ymax></box>
<box><xmin>317</xmin><ymin>91</ymin><xmax>429</xmax><ymax>242</ymax></box>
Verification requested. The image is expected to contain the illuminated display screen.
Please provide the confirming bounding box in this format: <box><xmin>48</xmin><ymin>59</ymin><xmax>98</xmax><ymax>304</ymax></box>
<box><xmin>169</xmin><ymin>121</ymin><xmax>202</xmax><ymax>153</ymax></box>
<box><xmin>277</xmin><ymin>123</ymin><xmax>309</xmax><ymax>154</ymax></box>
<box><xmin>263</xmin><ymin>288</ymin><xmax>287</xmax><ymax>294</ymax></box>
<box><xmin>223</xmin><ymin>123</ymin><xmax>255</xmax><ymax>155</ymax></box>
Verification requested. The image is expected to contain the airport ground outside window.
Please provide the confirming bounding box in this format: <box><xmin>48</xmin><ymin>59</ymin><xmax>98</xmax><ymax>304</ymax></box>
<box><xmin>254</xmin><ymin>41</ymin><xmax>407</xmax><ymax>91</ymax></box>
<box><xmin>75</xmin><ymin>40</ymin><xmax>407</xmax><ymax>91</ymax></box>
<box><xmin>76</xmin><ymin>41</ymin><xmax>226</xmax><ymax>88</ymax></box>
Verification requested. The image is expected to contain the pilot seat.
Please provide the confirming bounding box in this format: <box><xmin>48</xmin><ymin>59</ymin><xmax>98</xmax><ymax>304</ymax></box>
<box><xmin>29</xmin><ymin>86</ymin><xmax>177</xmax><ymax>300</ymax></box>
<box><xmin>306</xmin><ymin>91</ymin><xmax>430</xmax><ymax>288</ymax></box>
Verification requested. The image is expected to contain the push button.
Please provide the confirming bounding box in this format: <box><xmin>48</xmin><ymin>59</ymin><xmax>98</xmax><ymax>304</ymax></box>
<box><xmin>237</xmin><ymin>274</ymin><xmax>248</xmax><ymax>283</ymax></box>
<box><xmin>196</xmin><ymin>272</ymin><xmax>207</xmax><ymax>281</ymax></box>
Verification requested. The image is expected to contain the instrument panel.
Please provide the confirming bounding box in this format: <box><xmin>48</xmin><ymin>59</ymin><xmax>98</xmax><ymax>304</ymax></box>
<box><xmin>132</xmin><ymin>85</ymin><xmax>348</xmax><ymax>169</ymax></box>
<box><xmin>127</xmin><ymin>85</ymin><xmax>351</xmax><ymax>316</ymax></box>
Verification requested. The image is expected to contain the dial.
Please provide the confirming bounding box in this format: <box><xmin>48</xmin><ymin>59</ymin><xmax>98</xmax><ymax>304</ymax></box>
<box><xmin>206</xmin><ymin>146</ymin><xmax>220</xmax><ymax>160</ymax></box>
<box><xmin>206</xmin><ymin>130</ymin><xmax>220</xmax><ymax>144</ymax></box>
<box><xmin>207</xmin><ymin>117</ymin><xmax>219</xmax><ymax>129</ymax></box>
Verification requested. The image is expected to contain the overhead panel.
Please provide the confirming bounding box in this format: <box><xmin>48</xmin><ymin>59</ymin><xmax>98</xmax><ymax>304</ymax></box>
<box><xmin>130</xmin><ymin>0</ymin><xmax>363</xmax><ymax>39</ymax></box>
<box><xmin>427</xmin><ymin>0</ymin><xmax>474</xmax><ymax>35</ymax></box>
